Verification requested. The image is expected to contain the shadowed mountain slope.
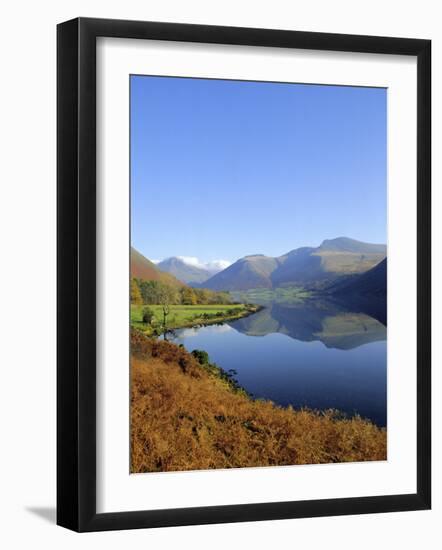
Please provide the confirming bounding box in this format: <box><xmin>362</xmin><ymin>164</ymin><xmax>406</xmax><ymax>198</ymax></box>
<box><xmin>327</xmin><ymin>257</ymin><xmax>387</xmax><ymax>298</ymax></box>
<box><xmin>324</xmin><ymin>258</ymin><xmax>387</xmax><ymax>325</ymax></box>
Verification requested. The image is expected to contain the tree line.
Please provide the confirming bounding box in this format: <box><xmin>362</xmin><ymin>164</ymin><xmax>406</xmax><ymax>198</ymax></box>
<box><xmin>131</xmin><ymin>278</ymin><xmax>232</xmax><ymax>306</ymax></box>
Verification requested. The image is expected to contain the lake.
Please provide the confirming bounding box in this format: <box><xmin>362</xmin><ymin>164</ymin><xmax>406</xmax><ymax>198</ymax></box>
<box><xmin>172</xmin><ymin>300</ymin><xmax>387</xmax><ymax>427</ymax></box>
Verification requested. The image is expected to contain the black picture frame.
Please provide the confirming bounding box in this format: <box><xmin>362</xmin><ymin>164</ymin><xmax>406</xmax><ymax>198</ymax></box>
<box><xmin>57</xmin><ymin>17</ymin><xmax>431</xmax><ymax>532</ymax></box>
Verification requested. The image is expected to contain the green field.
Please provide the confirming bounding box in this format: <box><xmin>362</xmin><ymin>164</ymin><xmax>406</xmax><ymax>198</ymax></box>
<box><xmin>131</xmin><ymin>303</ymin><xmax>260</xmax><ymax>335</ymax></box>
<box><xmin>230</xmin><ymin>286</ymin><xmax>312</xmax><ymax>305</ymax></box>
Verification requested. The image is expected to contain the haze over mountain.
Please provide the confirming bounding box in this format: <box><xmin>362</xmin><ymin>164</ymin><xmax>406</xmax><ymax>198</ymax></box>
<box><xmin>203</xmin><ymin>237</ymin><xmax>386</xmax><ymax>291</ymax></box>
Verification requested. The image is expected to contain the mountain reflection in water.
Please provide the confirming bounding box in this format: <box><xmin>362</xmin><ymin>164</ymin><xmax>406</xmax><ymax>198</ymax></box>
<box><xmin>173</xmin><ymin>300</ymin><xmax>387</xmax><ymax>426</ymax></box>
<box><xmin>230</xmin><ymin>300</ymin><xmax>386</xmax><ymax>350</ymax></box>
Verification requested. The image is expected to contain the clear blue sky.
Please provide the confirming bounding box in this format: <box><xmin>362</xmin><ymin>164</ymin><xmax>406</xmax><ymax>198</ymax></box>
<box><xmin>131</xmin><ymin>75</ymin><xmax>386</xmax><ymax>264</ymax></box>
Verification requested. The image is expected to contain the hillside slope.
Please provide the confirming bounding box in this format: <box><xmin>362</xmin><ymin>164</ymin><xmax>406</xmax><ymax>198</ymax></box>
<box><xmin>325</xmin><ymin>258</ymin><xmax>387</xmax><ymax>325</ymax></box>
<box><xmin>157</xmin><ymin>257</ymin><xmax>211</xmax><ymax>285</ymax></box>
<box><xmin>328</xmin><ymin>258</ymin><xmax>387</xmax><ymax>298</ymax></box>
<box><xmin>203</xmin><ymin>238</ymin><xmax>386</xmax><ymax>291</ymax></box>
<box><xmin>131</xmin><ymin>247</ymin><xmax>184</xmax><ymax>287</ymax></box>
<box><xmin>204</xmin><ymin>255</ymin><xmax>280</xmax><ymax>291</ymax></box>
<box><xmin>318</xmin><ymin>237</ymin><xmax>386</xmax><ymax>254</ymax></box>
<box><xmin>131</xmin><ymin>331</ymin><xmax>386</xmax><ymax>473</ymax></box>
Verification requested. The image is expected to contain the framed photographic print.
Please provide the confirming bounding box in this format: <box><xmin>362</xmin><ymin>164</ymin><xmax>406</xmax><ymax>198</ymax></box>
<box><xmin>57</xmin><ymin>17</ymin><xmax>431</xmax><ymax>531</ymax></box>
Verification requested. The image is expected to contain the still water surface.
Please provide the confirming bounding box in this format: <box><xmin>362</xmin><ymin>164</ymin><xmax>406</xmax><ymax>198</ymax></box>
<box><xmin>173</xmin><ymin>300</ymin><xmax>387</xmax><ymax>427</ymax></box>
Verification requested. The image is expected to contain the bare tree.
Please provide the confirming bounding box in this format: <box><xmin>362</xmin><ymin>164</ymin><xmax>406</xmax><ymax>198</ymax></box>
<box><xmin>157</xmin><ymin>284</ymin><xmax>175</xmax><ymax>335</ymax></box>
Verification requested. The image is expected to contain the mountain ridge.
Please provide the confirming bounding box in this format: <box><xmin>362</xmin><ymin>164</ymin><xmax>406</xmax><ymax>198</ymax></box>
<box><xmin>326</xmin><ymin>257</ymin><xmax>387</xmax><ymax>298</ymax></box>
<box><xmin>157</xmin><ymin>257</ymin><xmax>212</xmax><ymax>285</ymax></box>
<box><xmin>203</xmin><ymin>237</ymin><xmax>386</xmax><ymax>291</ymax></box>
<box><xmin>130</xmin><ymin>247</ymin><xmax>185</xmax><ymax>287</ymax></box>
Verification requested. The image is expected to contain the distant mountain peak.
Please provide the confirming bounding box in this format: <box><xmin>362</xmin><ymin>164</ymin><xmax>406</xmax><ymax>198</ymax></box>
<box><xmin>202</xmin><ymin>237</ymin><xmax>387</xmax><ymax>292</ymax></box>
<box><xmin>130</xmin><ymin>247</ymin><xmax>184</xmax><ymax>287</ymax></box>
<box><xmin>319</xmin><ymin>237</ymin><xmax>386</xmax><ymax>254</ymax></box>
<box><xmin>320</xmin><ymin>237</ymin><xmax>363</xmax><ymax>248</ymax></box>
<box><xmin>157</xmin><ymin>256</ymin><xmax>230</xmax><ymax>285</ymax></box>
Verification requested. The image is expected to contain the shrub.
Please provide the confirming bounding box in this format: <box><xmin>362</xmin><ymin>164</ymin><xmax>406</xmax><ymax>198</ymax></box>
<box><xmin>142</xmin><ymin>307</ymin><xmax>155</xmax><ymax>325</ymax></box>
<box><xmin>191</xmin><ymin>349</ymin><xmax>210</xmax><ymax>365</ymax></box>
<box><xmin>130</xmin><ymin>333</ymin><xmax>387</xmax><ymax>473</ymax></box>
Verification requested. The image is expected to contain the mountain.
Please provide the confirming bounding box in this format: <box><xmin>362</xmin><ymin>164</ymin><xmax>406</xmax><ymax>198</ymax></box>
<box><xmin>273</xmin><ymin>238</ymin><xmax>386</xmax><ymax>288</ymax></box>
<box><xmin>324</xmin><ymin>258</ymin><xmax>387</xmax><ymax>325</ymax></box>
<box><xmin>202</xmin><ymin>254</ymin><xmax>280</xmax><ymax>291</ymax></box>
<box><xmin>327</xmin><ymin>257</ymin><xmax>387</xmax><ymax>298</ymax></box>
<box><xmin>318</xmin><ymin>237</ymin><xmax>386</xmax><ymax>254</ymax></box>
<box><xmin>157</xmin><ymin>257</ymin><xmax>212</xmax><ymax>285</ymax></box>
<box><xmin>271</xmin><ymin>247</ymin><xmax>322</xmax><ymax>286</ymax></box>
<box><xmin>203</xmin><ymin>238</ymin><xmax>386</xmax><ymax>291</ymax></box>
<box><xmin>130</xmin><ymin>247</ymin><xmax>184</xmax><ymax>287</ymax></box>
<box><xmin>229</xmin><ymin>301</ymin><xmax>386</xmax><ymax>350</ymax></box>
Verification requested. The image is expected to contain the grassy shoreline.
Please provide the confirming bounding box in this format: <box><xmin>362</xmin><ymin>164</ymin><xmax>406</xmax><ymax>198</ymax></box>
<box><xmin>131</xmin><ymin>303</ymin><xmax>263</xmax><ymax>336</ymax></box>
<box><xmin>131</xmin><ymin>330</ymin><xmax>387</xmax><ymax>473</ymax></box>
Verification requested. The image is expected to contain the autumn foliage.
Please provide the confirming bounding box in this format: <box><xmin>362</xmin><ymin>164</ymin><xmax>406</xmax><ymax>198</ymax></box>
<box><xmin>131</xmin><ymin>330</ymin><xmax>387</xmax><ymax>473</ymax></box>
